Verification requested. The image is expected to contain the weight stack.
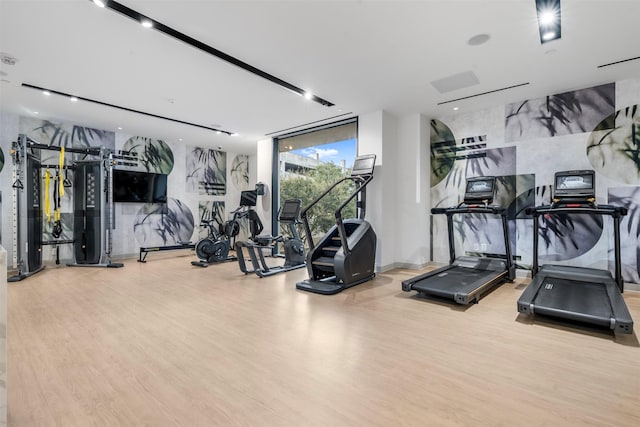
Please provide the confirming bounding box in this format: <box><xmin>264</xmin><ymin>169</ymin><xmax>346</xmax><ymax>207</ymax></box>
<box><xmin>73</xmin><ymin>161</ymin><xmax>104</xmax><ymax>264</ymax></box>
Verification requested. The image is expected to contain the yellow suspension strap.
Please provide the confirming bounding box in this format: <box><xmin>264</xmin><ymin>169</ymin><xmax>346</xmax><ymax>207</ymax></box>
<box><xmin>59</xmin><ymin>146</ymin><xmax>65</xmax><ymax>198</ymax></box>
<box><xmin>44</xmin><ymin>169</ymin><xmax>52</xmax><ymax>222</ymax></box>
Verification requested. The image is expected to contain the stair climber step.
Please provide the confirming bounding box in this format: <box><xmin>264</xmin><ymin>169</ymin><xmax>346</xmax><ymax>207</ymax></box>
<box><xmin>312</xmin><ymin>256</ymin><xmax>336</xmax><ymax>267</ymax></box>
<box><xmin>322</xmin><ymin>246</ymin><xmax>339</xmax><ymax>254</ymax></box>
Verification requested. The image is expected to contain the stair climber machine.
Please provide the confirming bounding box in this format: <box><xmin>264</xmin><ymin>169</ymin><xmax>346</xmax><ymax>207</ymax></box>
<box><xmin>402</xmin><ymin>176</ymin><xmax>515</xmax><ymax>304</ymax></box>
<box><xmin>236</xmin><ymin>198</ymin><xmax>306</xmax><ymax>277</ymax></box>
<box><xmin>517</xmin><ymin>170</ymin><xmax>633</xmax><ymax>334</ymax></box>
<box><xmin>296</xmin><ymin>154</ymin><xmax>377</xmax><ymax>295</ymax></box>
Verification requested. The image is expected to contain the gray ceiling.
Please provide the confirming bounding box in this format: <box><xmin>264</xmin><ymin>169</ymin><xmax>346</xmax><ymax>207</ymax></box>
<box><xmin>1</xmin><ymin>0</ymin><xmax>639</xmax><ymax>154</ymax></box>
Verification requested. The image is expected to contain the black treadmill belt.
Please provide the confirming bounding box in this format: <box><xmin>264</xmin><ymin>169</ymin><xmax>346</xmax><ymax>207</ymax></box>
<box><xmin>534</xmin><ymin>277</ymin><xmax>612</xmax><ymax>319</ymax></box>
<box><xmin>425</xmin><ymin>267</ymin><xmax>493</xmax><ymax>290</ymax></box>
<box><xmin>411</xmin><ymin>267</ymin><xmax>501</xmax><ymax>299</ymax></box>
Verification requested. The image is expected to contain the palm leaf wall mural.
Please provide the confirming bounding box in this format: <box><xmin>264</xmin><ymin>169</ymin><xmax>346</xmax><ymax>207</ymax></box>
<box><xmin>430</xmin><ymin>119</ymin><xmax>456</xmax><ymax>187</ymax></box>
<box><xmin>20</xmin><ymin>117</ymin><xmax>115</xmax><ymax>150</ymax></box>
<box><xmin>133</xmin><ymin>198</ymin><xmax>195</xmax><ymax>246</ymax></box>
<box><xmin>505</xmin><ymin>83</ymin><xmax>615</xmax><ymax>141</ymax></box>
<box><xmin>198</xmin><ymin>201</ymin><xmax>225</xmax><ymax>239</ymax></box>
<box><xmin>587</xmin><ymin>105</ymin><xmax>640</xmax><ymax>184</ymax></box>
<box><xmin>186</xmin><ymin>147</ymin><xmax>227</xmax><ymax>195</ymax></box>
<box><xmin>121</xmin><ymin>136</ymin><xmax>174</xmax><ymax>174</ymax></box>
<box><xmin>230</xmin><ymin>155</ymin><xmax>250</xmax><ymax>190</ymax></box>
<box><xmin>608</xmin><ymin>187</ymin><xmax>640</xmax><ymax>283</ymax></box>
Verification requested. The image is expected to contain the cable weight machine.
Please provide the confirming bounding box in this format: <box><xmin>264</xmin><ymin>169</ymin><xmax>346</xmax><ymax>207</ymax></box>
<box><xmin>8</xmin><ymin>134</ymin><xmax>122</xmax><ymax>281</ymax></box>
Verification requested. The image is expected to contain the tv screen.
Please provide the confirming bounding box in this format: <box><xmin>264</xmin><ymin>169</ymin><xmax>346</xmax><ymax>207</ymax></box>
<box><xmin>553</xmin><ymin>170</ymin><xmax>595</xmax><ymax>200</ymax></box>
<box><xmin>555</xmin><ymin>173</ymin><xmax>593</xmax><ymax>190</ymax></box>
<box><xmin>113</xmin><ymin>170</ymin><xmax>167</xmax><ymax>203</ymax></box>
<box><xmin>463</xmin><ymin>176</ymin><xmax>496</xmax><ymax>203</ymax></box>
<box><xmin>466</xmin><ymin>178</ymin><xmax>494</xmax><ymax>194</ymax></box>
<box><xmin>240</xmin><ymin>190</ymin><xmax>258</xmax><ymax>207</ymax></box>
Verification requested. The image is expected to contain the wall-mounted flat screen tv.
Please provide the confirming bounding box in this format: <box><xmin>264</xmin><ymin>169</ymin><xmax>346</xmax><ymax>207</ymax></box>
<box><xmin>113</xmin><ymin>170</ymin><xmax>167</xmax><ymax>203</ymax></box>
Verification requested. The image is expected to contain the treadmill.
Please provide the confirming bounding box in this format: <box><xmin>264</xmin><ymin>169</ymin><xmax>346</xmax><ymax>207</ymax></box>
<box><xmin>517</xmin><ymin>170</ymin><xmax>634</xmax><ymax>334</ymax></box>
<box><xmin>402</xmin><ymin>176</ymin><xmax>515</xmax><ymax>304</ymax></box>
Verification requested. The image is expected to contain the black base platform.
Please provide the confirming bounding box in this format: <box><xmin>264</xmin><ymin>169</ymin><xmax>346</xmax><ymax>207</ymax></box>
<box><xmin>402</xmin><ymin>256</ymin><xmax>513</xmax><ymax>305</ymax></box>
<box><xmin>191</xmin><ymin>255</ymin><xmax>237</xmax><ymax>268</ymax></box>
<box><xmin>296</xmin><ymin>274</ymin><xmax>375</xmax><ymax>295</ymax></box>
<box><xmin>517</xmin><ymin>265</ymin><xmax>633</xmax><ymax>334</ymax></box>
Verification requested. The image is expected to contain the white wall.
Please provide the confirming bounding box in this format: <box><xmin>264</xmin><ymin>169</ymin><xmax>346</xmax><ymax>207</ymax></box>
<box><xmin>394</xmin><ymin>113</ymin><xmax>431</xmax><ymax>268</ymax></box>
<box><xmin>359</xmin><ymin>110</ymin><xmax>432</xmax><ymax>271</ymax></box>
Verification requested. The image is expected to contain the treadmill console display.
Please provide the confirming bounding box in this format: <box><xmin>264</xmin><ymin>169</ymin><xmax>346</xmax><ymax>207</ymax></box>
<box><xmin>464</xmin><ymin>176</ymin><xmax>496</xmax><ymax>204</ymax></box>
<box><xmin>554</xmin><ymin>170</ymin><xmax>595</xmax><ymax>200</ymax></box>
<box><xmin>350</xmin><ymin>154</ymin><xmax>376</xmax><ymax>176</ymax></box>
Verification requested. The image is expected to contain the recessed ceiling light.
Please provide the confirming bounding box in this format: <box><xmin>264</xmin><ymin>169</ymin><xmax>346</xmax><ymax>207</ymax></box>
<box><xmin>453</xmin><ymin>107</ymin><xmax>459</xmax><ymax>111</ymax></box>
<box><xmin>70</xmin><ymin>96</ymin><xmax>78</xmax><ymax>102</ymax></box>
<box><xmin>230</xmin><ymin>133</ymin><xmax>239</xmax><ymax>137</ymax></box>
<box><xmin>141</xmin><ymin>19</ymin><xmax>153</xmax><ymax>28</ymax></box>
<box><xmin>117</xmin><ymin>126</ymin><xmax>123</xmax><ymax>130</ymax></box>
<box><xmin>539</xmin><ymin>11</ymin><xmax>556</xmax><ymax>25</ymax></box>
<box><xmin>304</xmin><ymin>92</ymin><xmax>313</xmax><ymax>100</ymax></box>
<box><xmin>33</xmin><ymin>111</ymin><xmax>39</xmax><ymax>115</ymax></box>
<box><xmin>42</xmin><ymin>90</ymin><xmax>51</xmax><ymax>96</ymax></box>
<box><xmin>178</xmin><ymin>138</ymin><xmax>183</xmax><ymax>141</ymax></box>
<box><xmin>216</xmin><ymin>131</ymin><xmax>221</xmax><ymax>135</ymax></box>
<box><xmin>92</xmin><ymin>0</ymin><xmax>106</xmax><ymax>7</ymax></box>
<box><xmin>536</xmin><ymin>0</ymin><xmax>561</xmax><ymax>43</ymax></box>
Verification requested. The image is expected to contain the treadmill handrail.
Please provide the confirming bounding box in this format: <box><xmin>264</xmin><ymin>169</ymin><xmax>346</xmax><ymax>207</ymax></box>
<box><xmin>528</xmin><ymin>203</ymin><xmax>627</xmax><ymax>292</ymax></box>
<box><xmin>431</xmin><ymin>204</ymin><xmax>513</xmax><ymax>273</ymax></box>
<box><xmin>431</xmin><ymin>205</ymin><xmax>506</xmax><ymax>216</ymax></box>
<box><xmin>526</xmin><ymin>204</ymin><xmax>627</xmax><ymax>216</ymax></box>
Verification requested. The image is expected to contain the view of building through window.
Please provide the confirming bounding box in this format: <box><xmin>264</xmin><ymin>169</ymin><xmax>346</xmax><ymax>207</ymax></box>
<box><xmin>276</xmin><ymin>121</ymin><xmax>357</xmax><ymax>244</ymax></box>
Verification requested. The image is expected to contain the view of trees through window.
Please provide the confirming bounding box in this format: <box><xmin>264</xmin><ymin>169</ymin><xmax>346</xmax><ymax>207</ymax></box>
<box><xmin>277</xmin><ymin>123</ymin><xmax>357</xmax><ymax>244</ymax></box>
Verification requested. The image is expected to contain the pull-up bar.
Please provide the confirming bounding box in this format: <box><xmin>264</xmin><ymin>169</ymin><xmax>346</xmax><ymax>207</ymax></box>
<box><xmin>20</xmin><ymin>135</ymin><xmax>104</xmax><ymax>156</ymax></box>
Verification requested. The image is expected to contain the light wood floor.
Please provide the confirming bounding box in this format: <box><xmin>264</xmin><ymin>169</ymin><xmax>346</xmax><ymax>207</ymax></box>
<box><xmin>7</xmin><ymin>251</ymin><xmax>640</xmax><ymax>426</ymax></box>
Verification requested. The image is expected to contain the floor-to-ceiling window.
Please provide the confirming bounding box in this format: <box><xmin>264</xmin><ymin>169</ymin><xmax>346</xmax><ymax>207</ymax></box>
<box><xmin>273</xmin><ymin>118</ymin><xmax>357</xmax><ymax>245</ymax></box>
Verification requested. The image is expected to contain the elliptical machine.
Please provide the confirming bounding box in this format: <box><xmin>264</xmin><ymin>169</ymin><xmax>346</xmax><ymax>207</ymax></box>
<box><xmin>236</xmin><ymin>199</ymin><xmax>306</xmax><ymax>277</ymax></box>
